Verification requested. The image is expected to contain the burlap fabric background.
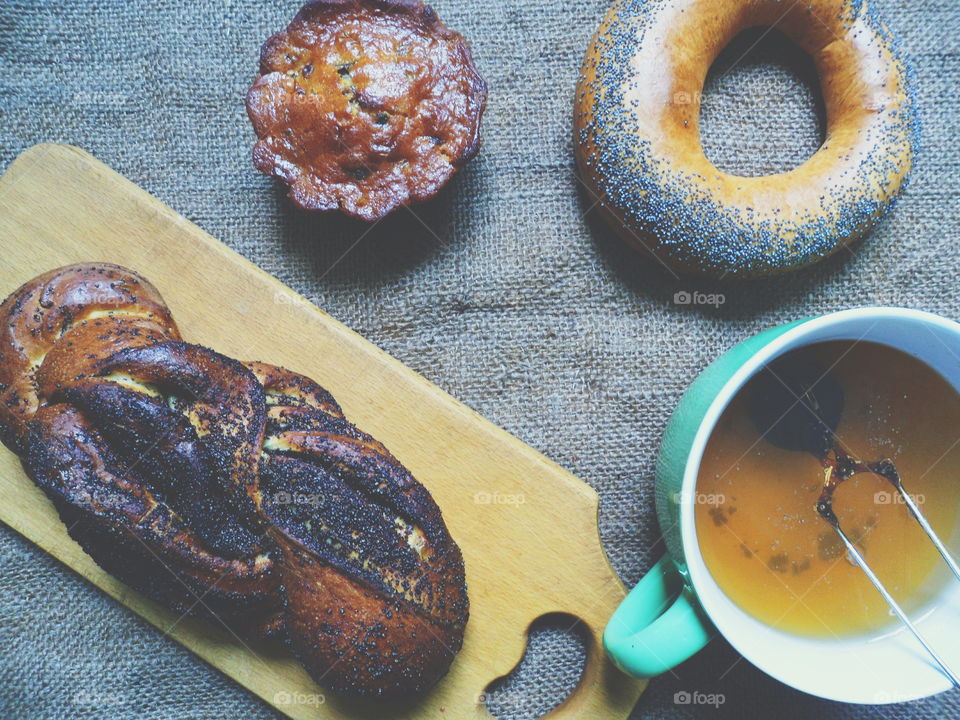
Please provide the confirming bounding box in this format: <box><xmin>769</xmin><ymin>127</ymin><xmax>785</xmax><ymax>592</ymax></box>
<box><xmin>1</xmin><ymin>0</ymin><xmax>958</xmax><ymax>718</ymax></box>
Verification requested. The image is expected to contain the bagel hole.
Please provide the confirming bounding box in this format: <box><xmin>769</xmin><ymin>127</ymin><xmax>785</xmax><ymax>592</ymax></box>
<box><xmin>481</xmin><ymin>613</ymin><xmax>588</xmax><ymax>719</ymax></box>
<box><xmin>699</xmin><ymin>28</ymin><xmax>826</xmax><ymax>177</ymax></box>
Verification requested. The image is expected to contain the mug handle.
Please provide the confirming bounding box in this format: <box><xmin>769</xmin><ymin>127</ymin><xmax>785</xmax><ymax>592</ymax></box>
<box><xmin>603</xmin><ymin>556</ymin><xmax>713</xmax><ymax>677</ymax></box>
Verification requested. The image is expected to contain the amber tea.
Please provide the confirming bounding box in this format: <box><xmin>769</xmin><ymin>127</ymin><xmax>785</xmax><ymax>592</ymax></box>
<box><xmin>695</xmin><ymin>340</ymin><xmax>960</xmax><ymax>638</ymax></box>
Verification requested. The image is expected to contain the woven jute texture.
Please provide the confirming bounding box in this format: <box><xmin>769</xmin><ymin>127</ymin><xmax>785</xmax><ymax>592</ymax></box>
<box><xmin>1</xmin><ymin>0</ymin><xmax>959</xmax><ymax>718</ymax></box>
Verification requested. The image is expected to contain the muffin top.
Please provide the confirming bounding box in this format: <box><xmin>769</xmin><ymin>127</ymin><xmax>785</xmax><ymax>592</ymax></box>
<box><xmin>247</xmin><ymin>0</ymin><xmax>486</xmax><ymax>221</ymax></box>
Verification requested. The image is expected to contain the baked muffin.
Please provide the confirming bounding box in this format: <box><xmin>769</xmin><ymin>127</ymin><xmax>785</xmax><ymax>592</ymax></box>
<box><xmin>247</xmin><ymin>0</ymin><xmax>486</xmax><ymax>221</ymax></box>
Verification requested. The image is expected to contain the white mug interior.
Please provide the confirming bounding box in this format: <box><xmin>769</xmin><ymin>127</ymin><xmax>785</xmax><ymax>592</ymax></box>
<box><xmin>681</xmin><ymin>307</ymin><xmax>960</xmax><ymax>704</ymax></box>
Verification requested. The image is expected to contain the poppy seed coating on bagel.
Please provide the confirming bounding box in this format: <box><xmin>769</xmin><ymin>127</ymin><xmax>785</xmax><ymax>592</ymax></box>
<box><xmin>575</xmin><ymin>0</ymin><xmax>919</xmax><ymax>278</ymax></box>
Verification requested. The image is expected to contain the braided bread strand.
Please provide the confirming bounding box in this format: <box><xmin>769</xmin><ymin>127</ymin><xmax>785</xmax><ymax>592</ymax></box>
<box><xmin>249</xmin><ymin>362</ymin><xmax>468</xmax><ymax>697</ymax></box>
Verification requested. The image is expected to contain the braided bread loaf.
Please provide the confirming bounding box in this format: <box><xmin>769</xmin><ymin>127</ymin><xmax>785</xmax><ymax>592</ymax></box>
<box><xmin>0</xmin><ymin>264</ymin><xmax>468</xmax><ymax>699</ymax></box>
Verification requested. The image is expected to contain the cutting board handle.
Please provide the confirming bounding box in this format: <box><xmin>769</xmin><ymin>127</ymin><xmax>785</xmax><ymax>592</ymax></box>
<box><xmin>0</xmin><ymin>144</ymin><xmax>648</xmax><ymax>720</ymax></box>
<box><xmin>547</xmin><ymin>615</ymin><xmax>645</xmax><ymax>718</ymax></box>
<box><xmin>477</xmin><ymin>608</ymin><xmax>646</xmax><ymax>718</ymax></box>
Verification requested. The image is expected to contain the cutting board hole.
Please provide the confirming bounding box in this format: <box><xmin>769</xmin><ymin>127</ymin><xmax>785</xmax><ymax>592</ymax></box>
<box><xmin>480</xmin><ymin>613</ymin><xmax>588</xmax><ymax>719</ymax></box>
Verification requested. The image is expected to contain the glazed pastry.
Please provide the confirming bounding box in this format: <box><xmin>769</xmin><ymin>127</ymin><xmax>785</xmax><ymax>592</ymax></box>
<box><xmin>247</xmin><ymin>0</ymin><xmax>487</xmax><ymax>221</ymax></box>
<box><xmin>248</xmin><ymin>362</ymin><xmax>468</xmax><ymax>697</ymax></box>
<box><xmin>0</xmin><ymin>265</ymin><xmax>281</xmax><ymax>635</ymax></box>
<box><xmin>575</xmin><ymin>0</ymin><xmax>918</xmax><ymax>278</ymax></box>
<box><xmin>0</xmin><ymin>263</ymin><xmax>468</xmax><ymax>699</ymax></box>
<box><xmin>0</xmin><ymin>264</ymin><xmax>180</xmax><ymax>454</ymax></box>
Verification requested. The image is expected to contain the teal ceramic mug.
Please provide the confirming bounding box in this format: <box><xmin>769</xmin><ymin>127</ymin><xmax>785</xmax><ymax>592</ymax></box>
<box><xmin>604</xmin><ymin>308</ymin><xmax>960</xmax><ymax>703</ymax></box>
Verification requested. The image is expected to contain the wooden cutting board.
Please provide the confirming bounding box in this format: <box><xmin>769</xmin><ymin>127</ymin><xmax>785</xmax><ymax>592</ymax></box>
<box><xmin>0</xmin><ymin>144</ymin><xmax>646</xmax><ymax>719</ymax></box>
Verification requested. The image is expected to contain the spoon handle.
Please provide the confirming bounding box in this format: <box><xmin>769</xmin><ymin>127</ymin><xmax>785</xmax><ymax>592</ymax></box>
<box><xmin>892</xmin><ymin>481</ymin><xmax>960</xmax><ymax>584</ymax></box>
<box><xmin>826</xmin><ymin>520</ymin><xmax>959</xmax><ymax>687</ymax></box>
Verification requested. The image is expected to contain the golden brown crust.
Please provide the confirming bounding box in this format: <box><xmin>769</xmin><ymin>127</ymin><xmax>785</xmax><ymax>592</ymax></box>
<box><xmin>0</xmin><ymin>264</ymin><xmax>282</xmax><ymax>638</ymax></box>
<box><xmin>246</xmin><ymin>0</ymin><xmax>486</xmax><ymax>221</ymax></box>
<box><xmin>0</xmin><ymin>263</ymin><xmax>180</xmax><ymax>453</ymax></box>
<box><xmin>0</xmin><ymin>264</ymin><xmax>468</xmax><ymax>698</ymax></box>
<box><xmin>282</xmin><ymin>556</ymin><xmax>463</xmax><ymax>697</ymax></box>
<box><xmin>575</xmin><ymin>0</ymin><xmax>917</xmax><ymax>278</ymax></box>
<box><xmin>248</xmin><ymin>361</ymin><xmax>468</xmax><ymax>698</ymax></box>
